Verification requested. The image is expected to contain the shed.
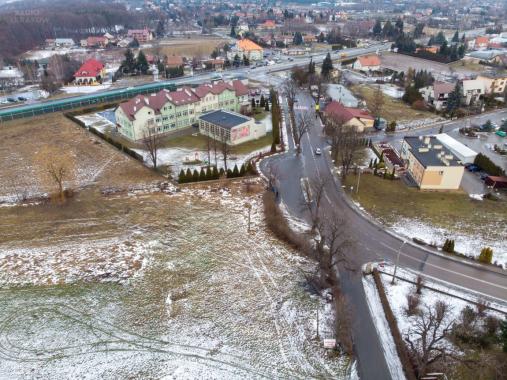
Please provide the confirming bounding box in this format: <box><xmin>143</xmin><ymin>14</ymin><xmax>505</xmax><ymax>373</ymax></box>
<box><xmin>484</xmin><ymin>176</ymin><xmax>507</xmax><ymax>189</ymax></box>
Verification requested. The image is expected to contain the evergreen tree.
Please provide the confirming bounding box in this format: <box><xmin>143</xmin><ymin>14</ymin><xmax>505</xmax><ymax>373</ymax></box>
<box><xmin>233</xmin><ymin>54</ymin><xmax>240</xmax><ymax>67</ymax></box>
<box><xmin>192</xmin><ymin>169</ymin><xmax>199</xmax><ymax>182</ymax></box>
<box><xmin>199</xmin><ymin>168</ymin><xmax>206</xmax><ymax>181</ymax></box>
<box><xmin>382</xmin><ymin>21</ymin><xmax>394</xmax><ymax>38</ymax></box>
<box><xmin>446</xmin><ymin>82</ymin><xmax>463</xmax><ymax>117</ymax></box>
<box><xmin>265</xmin><ymin>101</ymin><xmax>270</xmax><ymax>111</ymax></box>
<box><xmin>226</xmin><ymin>168</ymin><xmax>233</xmax><ymax>178</ymax></box>
<box><xmin>293</xmin><ymin>32</ymin><xmax>303</xmax><ymax>45</ymax></box>
<box><xmin>260</xmin><ymin>95</ymin><xmax>265</xmax><ymax>108</ymax></box>
<box><xmin>212</xmin><ymin>166</ymin><xmax>219</xmax><ymax>179</ymax></box>
<box><xmin>219</xmin><ymin>168</ymin><xmax>225</xmax><ymax>177</ymax></box>
<box><xmin>500</xmin><ymin>318</ymin><xmax>507</xmax><ymax>352</ymax></box>
<box><xmin>205</xmin><ymin>167</ymin><xmax>212</xmax><ymax>180</ymax></box>
<box><xmin>232</xmin><ymin>164</ymin><xmax>239</xmax><ymax>177</ymax></box>
<box><xmin>122</xmin><ymin>48</ymin><xmax>136</xmax><ymax>73</ymax></box>
<box><xmin>395</xmin><ymin>18</ymin><xmax>404</xmax><ymax>35</ymax></box>
<box><xmin>230</xmin><ymin>25</ymin><xmax>236</xmax><ymax>37</ymax></box>
<box><xmin>178</xmin><ymin>169</ymin><xmax>186</xmax><ymax>183</ymax></box>
<box><xmin>186</xmin><ymin>168</ymin><xmax>192</xmax><ymax>180</ymax></box>
<box><xmin>308</xmin><ymin>58</ymin><xmax>315</xmax><ymax>74</ymax></box>
<box><xmin>373</xmin><ymin>19</ymin><xmax>382</xmax><ymax>37</ymax></box>
<box><xmin>435</xmin><ymin>31</ymin><xmax>447</xmax><ymax>45</ymax></box>
<box><xmin>452</xmin><ymin>30</ymin><xmax>459</xmax><ymax>43</ymax></box>
<box><xmin>251</xmin><ymin>98</ymin><xmax>256</xmax><ymax>109</ymax></box>
<box><xmin>240</xmin><ymin>164</ymin><xmax>246</xmax><ymax>176</ymax></box>
<box><xmin>243</xmin><ymin>55</ymin><xmax>250</xmax><ymax>66</ymax></box>
<box><xmin>136</xmin><ymin>50</ymin><xmax>149</xmax><ymax>75</ymax></box>
<box><xmin>156</xmin><ymin>19</ymin><xmax>165</xmax><ymax>37</ymax></box>
<box><xmin>321</xmin><ymin>53</ymin><xmax>333</xmax><ymax>79</ymax></box>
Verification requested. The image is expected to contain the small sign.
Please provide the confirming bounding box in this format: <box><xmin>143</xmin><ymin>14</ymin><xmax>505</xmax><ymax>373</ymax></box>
<box><xmin>323</xmin><ymin>339</ymin><xmax>336</xmax><ymax>349</ymax></box>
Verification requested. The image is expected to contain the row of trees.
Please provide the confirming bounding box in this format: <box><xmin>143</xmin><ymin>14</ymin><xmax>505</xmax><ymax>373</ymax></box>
<box><xmin>120</xmin><ymin>49</ymin><xmax>149</xmax><ymax>75</ymax></box>
<box><xmin>178</xmin><ymin>163</ymin><xmax>253</xmax><ymax>183</ymax></box>
<box><xmin>270</xmin><ymin>90</ymin><xmax>282</xmax><ymax>149</ymax></box>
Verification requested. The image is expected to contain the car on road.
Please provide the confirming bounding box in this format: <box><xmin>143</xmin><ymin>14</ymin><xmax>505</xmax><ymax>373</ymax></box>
<box><xmin>315</xmin><ymin>148</ymin><xmax>322</xmax><ymax>155</ymax></box>
<box><xmin>17</xmin><ymin>96</ymin><xmax>27</xmax><ymax>101</ymax></box>
<box><xmin>465</xmin><ymin>163</ymin><xmax>480</xmax><ymax>172</ymax></box>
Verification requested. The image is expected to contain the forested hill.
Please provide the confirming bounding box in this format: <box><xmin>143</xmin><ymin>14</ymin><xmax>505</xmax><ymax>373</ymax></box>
<box><xmin>0</xmin><ymin>0</ymin><xmax>148</xmax><ymax>59</ymax></box>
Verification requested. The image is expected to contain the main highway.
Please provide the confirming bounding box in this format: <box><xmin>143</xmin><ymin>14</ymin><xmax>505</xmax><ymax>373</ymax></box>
<box><xmin>0</xmin><ymin>43</ymin><xmax>391</xmax><ymax>122</ymax></box>
<box><xmin>260</xmin><ymin>90</ymin><xmax>507</xmax><ymax>379</ymax></box>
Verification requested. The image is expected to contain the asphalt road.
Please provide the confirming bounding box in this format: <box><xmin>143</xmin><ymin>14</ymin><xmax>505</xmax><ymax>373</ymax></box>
<box><xmin>260</xmin><ymin>90</ymin><xmax>507</xmax><ymax>379</ymax></box>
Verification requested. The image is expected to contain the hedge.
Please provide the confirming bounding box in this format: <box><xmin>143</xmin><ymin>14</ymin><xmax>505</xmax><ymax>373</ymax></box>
<box><xmin>372</xmin><ymin>269</ymin><xmax>417</xmax><ymax>380</ymax></box>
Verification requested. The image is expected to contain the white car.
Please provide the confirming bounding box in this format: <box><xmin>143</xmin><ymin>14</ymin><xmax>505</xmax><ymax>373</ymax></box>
<box><xmin>315</xmin><ymin>148</ymin><xmax>322</xmax><ymax>155</ymax></box>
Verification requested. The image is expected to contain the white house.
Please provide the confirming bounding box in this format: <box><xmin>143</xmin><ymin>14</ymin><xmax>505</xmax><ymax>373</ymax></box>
<box><xmin>352</xmin><ymin>54</ymin><xmax>381</xmax><ymax>72</ymax></box>
<box><xmin>0</xmin><ymin>66</ymin><xmax>24</xmax><ymax>90</ymax></box>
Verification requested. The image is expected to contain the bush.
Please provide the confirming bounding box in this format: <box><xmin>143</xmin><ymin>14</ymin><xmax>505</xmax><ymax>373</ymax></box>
<box><xmin>406</xmin><ymin>294</ymin><xmax>421</xmax><ymax>316</ymax></box>
<box><xmin>178</xmin><ymin>169</ymin><xmax>186</xmax><ymax>183</ymax></box>
<box><xmin>478</xmin><ymin>247</ymin><xmax>494</xmax><ymax>264</ymax></box>
<box><xmin>442</xmin><ymin>238</ymin><xmax>455</xmax><ymax>253</ymax></box>
<box><xmin>474</xmin><ymin>153</ymin><xmax>506</xmax><ymax>176</ymax></box>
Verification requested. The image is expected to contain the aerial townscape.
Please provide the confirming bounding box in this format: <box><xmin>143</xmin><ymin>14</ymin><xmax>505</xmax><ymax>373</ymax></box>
<box><xmin>0</xmin><ymin>0</ymin><xmax>507</xmax><ymax>379</ymax></box>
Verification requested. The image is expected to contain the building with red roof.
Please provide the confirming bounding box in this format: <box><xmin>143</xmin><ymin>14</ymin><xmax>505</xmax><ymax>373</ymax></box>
<box><xmin>352</xmin><ymin>54</ymin><xmax>381</xmax><ymax>72</ymax></box>
<box><xmin>74</xmin><ymin>59</ymin><xmax>106</xmax><ymax>85</ymax></box>
<box><xmin>115</xmin><ymin>80</ymin><xmax>251</xmax><ymax>141</ymax></box>
<box><xmin>323</xmin><ymin>101</ymin><xmax>374</xmax><ymax>132</ymax></box>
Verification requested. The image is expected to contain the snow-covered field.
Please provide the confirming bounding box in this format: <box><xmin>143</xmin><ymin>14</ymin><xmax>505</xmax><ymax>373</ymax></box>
<box><xmin>0</xmin><ymin>183</ymin><xmax>353</xmax><ymax>378</ymax></box>
<box><xmin>390</xmin><ymin>217</ymin><xmax>507</xmax><ymax>267</ymax></box>
<box><xmin>61</xmin><ymin>83</ymin><xmax>112</xmax><ymax>94</ymax></box>
<box><xmin>22</xmin><ymin>47</ymin><xmax>92</xmax><ymax>60</ymax></box>
<box><xmin>363</xmin><ymin>264</ymin><xmax>507</xmax><ymax>380</ymax></box>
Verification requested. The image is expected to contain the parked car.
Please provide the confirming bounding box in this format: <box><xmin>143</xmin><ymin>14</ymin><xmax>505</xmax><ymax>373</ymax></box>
<box><xmin>315</xmin><ymin>148</ymin><xmax>322</xmax><ymax>155</ymax></box>
<box><xmin>17</xmin><ymin>96</ymin><xmax>27</xmax><ymax>101</ymax></box>
<box><xmin>6</xmin><ymin>97</ymin><xmax>16</xmax><ymax>103</ymax></box>
<box><xmin>466</xmin><ymin>164</ymin><xmax>480</xmax><ymax>172</ymax></box>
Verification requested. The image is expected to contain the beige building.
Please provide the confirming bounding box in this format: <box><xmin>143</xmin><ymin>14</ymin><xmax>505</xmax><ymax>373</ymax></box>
<box><xmin>115</xmin><ymin>80</ymin><xmax>250</xmax><ymax>141</ymax></box>
<box><xmin>400</xmin><ymin>136</ymin><xmax>464</xmax><ymax>190</ymax></box>
<box><xmin>323</xmin><ymin>101</ymin><xmax>374</xmax><ymax>132</ymax></box>
<box><xmin>477</xmin><ymin>73</ymin><xmax>507</xmax><ymax>94</ymax></box>
<box><xmin>228</xmin><ymin>39</ymin><xmax>264</xmax><ymax>62</ymax></box>
<box><xmin>198</xmin><ymin>110</ymin><xmax>266</xmax><ymax>146</ymax></box>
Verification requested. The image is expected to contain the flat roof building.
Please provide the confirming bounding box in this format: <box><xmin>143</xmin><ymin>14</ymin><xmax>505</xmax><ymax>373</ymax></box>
<box><xmin>400</xmin><ymin>136</ymin><xmax>464</xmax><ymax>190</ymax></box>
<box><xmin>198</xmin><ymin>110</ymin><xmax>266</xmax><ymax>146</ymax></box>
<box><xmin>435</xmin><ymin>133</ymin><xmax>477</xmax><ymax>164</ymax></box>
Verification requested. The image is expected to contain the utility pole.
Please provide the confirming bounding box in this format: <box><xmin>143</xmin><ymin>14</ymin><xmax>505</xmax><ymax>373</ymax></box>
<box><xmin>244</xmin><ymin>202</ymin><xmax>252</xmax><ymax>233</ymax></box>
<box><xmin>391</xmin><ymin>240</ymin><xmax>407</xmax><ymax>285</ymax></box>
<box><xmin>356</xmin><ymin>168</ymin><xmax>361</xmax><ymax>194</ymax></box>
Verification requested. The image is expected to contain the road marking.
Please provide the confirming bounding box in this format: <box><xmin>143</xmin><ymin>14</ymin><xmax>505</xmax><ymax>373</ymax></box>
<box><xmin>379</xmin><ymin>242</ymin><xmax>507</xmax><ymax>292</ymax></box>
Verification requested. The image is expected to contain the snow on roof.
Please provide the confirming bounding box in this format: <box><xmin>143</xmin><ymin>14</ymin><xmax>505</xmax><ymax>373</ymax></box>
<box><xmin>435</xmin><ymin>133</ymin><xmax>477</xmax><ymax>159</ymax></box>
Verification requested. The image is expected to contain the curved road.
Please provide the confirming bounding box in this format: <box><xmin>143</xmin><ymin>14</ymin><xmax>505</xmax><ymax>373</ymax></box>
<box><xmin>260</xmin><ymin>90</ymin><xmax>507</xmax><ymax>379</ymax></box>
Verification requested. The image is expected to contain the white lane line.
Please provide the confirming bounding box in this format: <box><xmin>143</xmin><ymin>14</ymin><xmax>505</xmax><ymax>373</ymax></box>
<box><xmin>379</xmin><ymin>242</ymin><xmax>507</xmax><ymax>292</ymax></box>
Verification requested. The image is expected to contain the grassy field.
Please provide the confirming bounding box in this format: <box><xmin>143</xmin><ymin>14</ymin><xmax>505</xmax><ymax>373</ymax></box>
<box><xmin>0</xmin><ymin>113</ymin><xmax>161</xmax><ymax>203</ymax></box>
<box><xmin>344</xmin><ymin>173</ymin><xmax>507</xmax><ymax>230</ymax></box>
<box><xmin>146</xmin><ymin>37</ymin><xmax>228</xmax><ymax>57</ymax></box>
<box><xmin>350</xmin><ymin>84</ymin><xmax>435</xmax><ymax>123</ymax></box>
<box><xmin>448</xmin><ymin>60</ymin><xmax>488</xmax><ymax>72</ymax></box>
<box><xmin>344</xmin><ymin>173</ymin><xmax>507</xmax><ymax>261</ymax></box>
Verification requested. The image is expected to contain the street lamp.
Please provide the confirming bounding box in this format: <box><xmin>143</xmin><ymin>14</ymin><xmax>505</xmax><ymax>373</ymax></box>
<box><xmin>391</xmin><ymin>240</ymin><xmax>407</xmax><ymax>285</ymax></box>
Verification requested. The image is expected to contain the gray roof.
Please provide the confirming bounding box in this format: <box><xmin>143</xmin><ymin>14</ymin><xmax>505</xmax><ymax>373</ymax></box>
<box><xmin>404</xmin><ymin>136</ymin><xmax>462</xmax><ymax>168</ymax></box>
<box><xmin>199</xmin><ymin>110</ymin><xmax>250</xmax><ymax>129</ymax></box>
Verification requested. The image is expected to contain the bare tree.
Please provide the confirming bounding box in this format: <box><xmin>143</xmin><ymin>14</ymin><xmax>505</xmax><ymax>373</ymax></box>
<box><xmin>371</xmin><ymin>85</ymin><xmax>385</xmax><ymax>119</ymax></box>
<box><xmin>36</xmin><ymin>146</ymin><xmax>76</xmax><ymax>202</ymax></box>
<box><xmin>324</xmin><ymin>115</ymin><xmax>363</xmax><ymax>179</ymax></box>
<box><xmin>301</xmin><ymin>175</ymin><xmax>329</xmax><ymax>231</ymax></box>
<box><xmin>142</xmin><ymin>127</ymin><xmax>161</xmax><ymax>169</ymax></box>
<box><xmin>405</xmin><ymin>300</ymin><xmax>454</xmax><ymax>378</ymax></box>
<box><xmin>283</xmin><ymin>78</ymin><xmax>298</xmax><ymax>113</ymax></box>
<box><xmin>219</xmin><ymin>128</ymin><xmax>231</xmax><ymax>171</ymax></box>
<box><xmin>294</xmin><ymin>111</ymin><xmax>313</xmax><ymax>155</ymax></box>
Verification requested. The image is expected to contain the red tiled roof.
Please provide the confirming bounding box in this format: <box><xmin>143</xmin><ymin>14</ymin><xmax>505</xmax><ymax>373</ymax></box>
<box><xmin>87</xmin><ymin>36</ymin><xmax>107</xmax><ymax>46</ymax></box>
<box><xmin>74</xmin><ymin>59</ymin><xmax>104</xmax><ymax>78</ymax></box>
<box><xmin>324</xmin><ymin>101</ymin><xmax>373</xmax><ymax>123</ymax></box>
<box><xmin>166</xmin><ymin>55</ymin><xmax>184</xmax><ymax>68</ymax></box>
<box><xmin>118</xmin><ymin>80</ymin><xmax>250</xmax><ymax>120</ymax></box>
<box><xmin>358</xmin><ymin>54</ymin><xmax>381</xmax><ymax>67</ymax></box>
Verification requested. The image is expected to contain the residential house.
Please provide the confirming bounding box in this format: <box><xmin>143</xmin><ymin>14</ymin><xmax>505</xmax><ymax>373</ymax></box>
<box><xmin>259</xmin><ymin>20</ymin><xmax>276</xmax><ymax>30</ymax></box>
<box><xmin>81</xmin><ymin>36</ymin><xmax>109</xmax><ymax>48</ymax></box>
<box><xmin>199</xmin><ymin>110</ymin><xmax>266</xmax><ymax>146</ymax></box>
<box><xmin>464</xmin><ymin>49</ymin><xmax>505</xmax><ymax>64</ymax></box>
<box><xmin>462</xmin><ymin>79</ymin><xmax>486</xmax><ymax>105</ymax></box>
<box><xmin>468</xmin><ymin>36</ymin><xmax>490</xmax><ymax>50</ymax></box>
<box><xmin>46</xmin><ymin>38</ymin><xmax>75</xmax><ymax>48</ymax></box>
<box><xmin>74</xmin><ymin>59</ymin><xmax>106</xmax><ymax>85</ymax></box>
<box><xmin>165</xmin><ymin>55</ymin><xmax>184</xmax><ymax>69</ymax></box>
<box><xmin>0</xmin><ymin>66</ymin><xmax>24</xmax><ymax>90</ymax></box>
<box><xmin>400</xmin><ymin>136</ymin><xmax>464</xmax><ymax>190</ymax></box>
<box><xmin>420</xmin><ymin>81</ymin><xmax>455</xmax><ymax>111</ymax></box>
<box><xmin>352</xmin><ymin>55</ymin><xmax>381</xmax><ymax>72</ymax></box>
<box><xmin>477</xmin><ymin>73</ymin><xmax>507</xmax><ymax>94</ymax></box>
<box><xmin>127</xmin><ymin>28</ymin><xmax>153</xmax><ymax>43</ymax></box>
<box><xmin>228</xmin><ymin>39</ymin><xmax>264</xmax><ymax>62</ymax></box>
<box><xmin>323</xmin><ymin>101</ymin><xmax>374</xmax><ymax>132</ymax></box>
<box><xmin>115</xmin><ymin>80</ymin><xmax>250</xmax><ymax>141</ymax></box>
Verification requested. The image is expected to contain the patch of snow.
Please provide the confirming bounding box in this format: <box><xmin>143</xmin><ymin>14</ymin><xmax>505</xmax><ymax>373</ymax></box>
<box><xmin>363</xmin><ymin>275</ymin><xmax>406</xmax><ymax>380</ymax></box>
<box><xmin>61</xmin><ymin>84</ymin><xmax>112</xmax><ymax>94</ymax></box>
